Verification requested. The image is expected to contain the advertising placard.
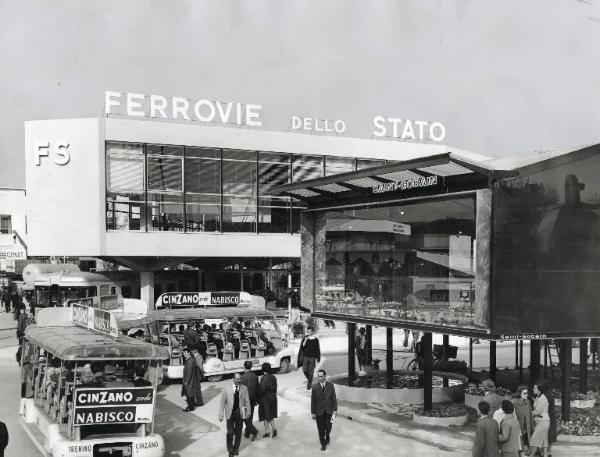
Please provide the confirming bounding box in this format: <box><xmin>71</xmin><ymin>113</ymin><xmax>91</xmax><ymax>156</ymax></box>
<box><xmin>72</xmin><ymin>387</ymin><xmax>155</xmax><ymax>426</ymax></box>
<box><xmin>157</xmin><ymin>292</ymin><xmax>252</xmax><ymax>308</ymax></box>
<box><xmin>71</xmin><ymin>304</ymin><xmax>119</xmax><ymax>338</ymax></box>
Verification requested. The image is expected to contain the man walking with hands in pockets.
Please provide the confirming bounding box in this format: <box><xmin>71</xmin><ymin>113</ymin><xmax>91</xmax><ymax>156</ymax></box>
<box><xmin>311</xmin><ymin>369</ymin><xmax>337</xmax><ymax>451</ymax></box>
<box><xmin>219</xmin><ymin>372</ymin><xmax>251</xmax><ymax>457</ymax></box>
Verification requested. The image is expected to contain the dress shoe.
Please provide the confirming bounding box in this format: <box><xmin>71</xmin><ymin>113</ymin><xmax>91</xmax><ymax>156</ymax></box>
<box><xmin>182</xmin><ymin>407</ymin><xmax>195</xmax><ymax>412</ymax></box>
<box><xmin>272</xmin><ymin>429</ymin><xmax>278</xmax><ymax>438</ymax></box>
<box><xmin>263</xmin><ymin>433</ymin><xmax>270</xmax><ymax>438</ymax></box>
<box><xmin>228</xmin><ymin>453</ymin><xmax>233</xmax><ymax>457</ymax></box>
<box><xmin>320</xmin><ymin>445</ymin><xmax>326</xmax><ymax>451</ymax></box>
<box><xmin>233</xmin><ymin>450</ymin><xmax>239</xmax><ymax>456</ymax></box>
<box><xmin>251</xmin><ymin>431</ymin><xmax>258</xmax><ymax>441</ymax></box>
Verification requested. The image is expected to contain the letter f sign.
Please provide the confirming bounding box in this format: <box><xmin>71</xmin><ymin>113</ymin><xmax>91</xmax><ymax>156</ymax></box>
<box><xmin>34</xmin><ymin>141</ymin><xmax>50</xmax><ymax>165</ymax></box>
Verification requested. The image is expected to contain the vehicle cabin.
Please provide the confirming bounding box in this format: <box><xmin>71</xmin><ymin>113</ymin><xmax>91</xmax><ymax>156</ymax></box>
<box><xmin>33</xmin><ymin>270</ymin><xmax>124</xmax><ymax>310</ymax></box>
<box><xmin>119</xmin><ymin>305</ymin><xmax>297</xmax><ymax>381</ymax></box>
<box><xmin>20</xmin><ymin>307</ymin><xmax>169</xmax><ymax>457</ymax></box>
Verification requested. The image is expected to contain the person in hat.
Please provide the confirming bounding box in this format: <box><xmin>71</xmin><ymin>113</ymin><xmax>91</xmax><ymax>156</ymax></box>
<box><xmin>183</xmin><ymin>320</ymin><xmax>201</xmax><ymax>351</ymax></box>
<box><xmin>482</xmin><ymin>379</ymin><xmax>503</xmax><ymax>416</ymax></box>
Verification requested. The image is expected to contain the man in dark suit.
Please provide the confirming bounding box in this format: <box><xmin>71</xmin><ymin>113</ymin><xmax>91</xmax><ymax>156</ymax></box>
<box><xmin>472</xmin><ymin>401</ymin><xmax>500</xmax><ymax>457</ymax></box>
<box><xmin>132</xmin><ymin>366</ymin><xmax>152</xmax><ymax>387</ymax></box>
<box><xmin>311</xmin><ymin>369</ymin><xmax>337</xmax><ymax>451</ymax></box>
<box><xmin>0</xmin><ymin>420</ymin><xmax>7</xmax><ymax>457</ymax></box>
<box><xmin>240</xmin><ymin>361</ymin><xmax>258</xmax><ymax>441</ymax></box>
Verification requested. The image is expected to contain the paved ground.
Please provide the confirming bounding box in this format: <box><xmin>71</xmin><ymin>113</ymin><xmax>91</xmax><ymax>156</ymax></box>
<box><xmin>2</xmin><ymin>313</ymin><xmax>598</xmax><ymax>456</ymax></box>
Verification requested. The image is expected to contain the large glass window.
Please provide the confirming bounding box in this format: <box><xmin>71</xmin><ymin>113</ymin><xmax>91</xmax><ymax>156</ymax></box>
<box><xmin>222</xmin><ymin>150</ymin><xmax>257</xmax><ymax>232</ymax></box>
<box><xmin>185</xmin><ymin>147</ymin><xmax>221</xmax><ymax>232</ymax></box>
<box><xmin>292</xmin><ymin>155</ymin><xmax>323</xmax><ymax>182</ymax></box>
<box><xmin>148</xmin><ymin>192</ymin><xmax>184</xmax><ymax>231</ymax></box>
<box><xmin>316</xmin><ymin>196</ymin><xmax>478</xmax><ymax>329</ymax></box>
<box><xmin>147</xmin><ymin>145</ymin><xmax>183</xmax><ymax>231</ymax></box>
<box><xmin>106</xmin><ymin>142</ymin><xmax>146</xmax><ymax>231</ymax></box>
<box><xmin>325</xmin><ymin>156</ymin><xmax>355</xmax><ymax>176</ymax></box>
<box><xmin>258</xmin><ymin>152</ymin><xmax>291</xmax><ymax>233</ymax></box>
<box><xmin>0</xmin><ymin>215</ymin><xmax>11</xmax><ymax>234</ymax></box>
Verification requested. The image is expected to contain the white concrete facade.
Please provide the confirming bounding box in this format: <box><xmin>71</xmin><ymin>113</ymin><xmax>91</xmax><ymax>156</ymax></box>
<box><xmin>24</xmin><ymin>117</ymin><xmax>456</xmax><ymax>258</ymax></box>
<box><xmin>0</xmin><ymin>187</ymin><xmax>27</xmax><ymax>271</ymax></box>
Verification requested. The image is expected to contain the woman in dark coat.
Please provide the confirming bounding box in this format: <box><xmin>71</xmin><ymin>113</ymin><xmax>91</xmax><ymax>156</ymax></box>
<box><xmin>258</xmin><ymin>362</ymin><xmax>278</xmax><ymax>438</ymax></box>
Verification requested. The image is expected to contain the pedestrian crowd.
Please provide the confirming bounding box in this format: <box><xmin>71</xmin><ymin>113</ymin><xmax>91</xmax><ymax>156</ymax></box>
<box><xmin>473</xmin><ymin>378</ymin><xmax>557</xmax><ymax>457</ymax></box>
<box><xmin>180</xmin><ymin>324</ymin><xmax>337</xmax><ymax>456</ymax></box>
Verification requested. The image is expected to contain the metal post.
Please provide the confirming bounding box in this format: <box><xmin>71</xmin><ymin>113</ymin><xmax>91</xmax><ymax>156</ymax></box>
<box><xmin>366</xmin><ymin>325</ymin><xmax>373</xmax><ymax>365</ymax></box>
<box><xmin>469</xmin><ymin>338</ymin><xmax>473</xmax><ymax>373</ymax></box>
<box><xmin>490</xmin><ymin>340</ymin><xmax>497</xmax><ymax>382</ymax></box>
<box><xmin>562</xmin><ymin>339</ymin><xmax>572</xmax><ymax>421</ymax></box>
<box><xmin>442</xmin><ymin>334</ymin><xmax>449</xmax><ymax>387</ymax></box>
<box><xmin>386</xmin><ymin>327</ymin><xmax>393</xmax><ymax>389</ymax></box>
<box><xmin>287</xmin><ymin>272</ymin><xmax>292</xmax><ymax>323</ymax></box>
<box><xmin>519</xmin><ymin>340</ymin><xmax>524</xmax><ymax>383</ymax></box>
<box><xmin>529</xmin><ymin>340</ymin><xmax>541</xmax><ymax>392</ymax></box>
<box><xmin>579</xmin><ymin>338</ymin><xmax>588</xmax><ymax>393</ymax></box>
<box><xmin>544</xmin><ymin>341</ymin><xmax>548</xmax><ymax>378</ymax></box>
<box><xmin>348</xmin><ymin>323</ymin><xmax>356</xmax><ymax>387</ymax></box>
<box><xmin>515</xmin><ymin>341</ymin><xmax>519</xmax><ymax>368</ymax></box>
<box><xmin>423</xmin><ymin>332</ymin><xmax>433</xmax><ymax>411</ymax></box>
<box><xmin>592</xmin><ymin>338</ymin><xmax>598</xmax><ymax>371</ymax></box>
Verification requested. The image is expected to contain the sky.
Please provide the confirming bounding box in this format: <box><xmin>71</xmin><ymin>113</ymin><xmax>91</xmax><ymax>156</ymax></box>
<box><xmin>1</xmin><ymin>0</ymin><xmax>600</xmax><ymax>188</ymax></box>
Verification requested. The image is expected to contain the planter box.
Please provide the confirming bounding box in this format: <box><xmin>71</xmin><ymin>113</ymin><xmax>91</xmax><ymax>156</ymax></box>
<box><xmin>413</xmin><ymin>413</ymin><xmax>468</xmax><ymax>426</ymax></box>
<box><xmin>554</xmin><ymin>398</ymin><xmax>596</xmax><ymax>409</ymax></box>
<box><xmin>331</xmin><ymin>371</ymin><xmax>466</xmax><ymax>405</ymax></box>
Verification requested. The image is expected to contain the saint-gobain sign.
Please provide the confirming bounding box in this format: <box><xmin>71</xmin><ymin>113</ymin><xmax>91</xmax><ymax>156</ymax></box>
<box><xmin>73</xmin><ymin>387</ymin><xmax>154</xmax><ymax>426</ymax></box>
<box><xmin>156</xmin><ymin>291</ymin><xmax>252</xmax><ymax>308</ymax></box>
<box><xmin>372</xmin><ymin>175</ymin><xmax>439</xmax><ymax>194</ymax></box>
<box><xmin>72</xmin><ymin>304</ymin><xmax>119</xmax><ymax>338</ymax></box>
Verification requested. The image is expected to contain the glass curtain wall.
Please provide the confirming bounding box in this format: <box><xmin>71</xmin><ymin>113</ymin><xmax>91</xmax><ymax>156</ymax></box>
<box><xmin>316</xmin><ymin>196</ymin><xmax>478</xmax><ymax>329</ymax></box>
<box><xmin>106</xmin><ymin>142</ymin><xmax>145</xmax><ymax>231</ymax></box>
<box><xmin>258</xmin><ymin>152</ymin><xmax>291</xmax><ymax>233</ymax></box>
<box><xmin>106</xmin><ymin>142</ymin><xmax>387</xmax><ymax>233</ymax></box>
<box><xmin>185</xmin><ymin>147</ymin><xmax>221</xmax><ymax>232</ymax></box>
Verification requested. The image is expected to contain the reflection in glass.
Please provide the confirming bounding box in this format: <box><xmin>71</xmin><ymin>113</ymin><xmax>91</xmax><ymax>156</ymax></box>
<box><xmin>148</xmin><ymin>192</ymin><xmax>184</xmax><ymax>231</ymax></box>
<box><xmin>317</xmin><ymin>197</ymin><xmax>477</xmax><ymax>329</ymax></box>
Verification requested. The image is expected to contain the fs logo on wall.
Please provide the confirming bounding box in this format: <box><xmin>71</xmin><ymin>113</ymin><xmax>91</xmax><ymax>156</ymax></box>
<box><xmin>34</xmin><ymin>141</ymin><xmax>71</xmax><ymax>166</ymax></box>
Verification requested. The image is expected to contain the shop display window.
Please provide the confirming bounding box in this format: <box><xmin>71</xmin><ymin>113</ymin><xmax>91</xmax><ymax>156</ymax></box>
<box><xmin>316</xmin><ymin>196</ymin><xmax>478</xmax><ymax>329</ymax></box>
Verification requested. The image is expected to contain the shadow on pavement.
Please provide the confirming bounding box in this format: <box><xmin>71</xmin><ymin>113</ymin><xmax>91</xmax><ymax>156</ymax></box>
<box><xmin>155</xmin><ymin>390</ymin><xmax>220</xmax><ymax>457</ymax></box>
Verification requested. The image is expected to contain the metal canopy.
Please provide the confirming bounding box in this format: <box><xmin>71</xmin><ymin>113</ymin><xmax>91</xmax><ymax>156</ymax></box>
<box><xmin>25</xmin><ymin>325</ymin><xmax>170</xmax><ymax>360</ymax></box>
<box><xmin>272</xmin><ymin>152</ymin><xmax>514</xmax><ymax>201</ymax></box>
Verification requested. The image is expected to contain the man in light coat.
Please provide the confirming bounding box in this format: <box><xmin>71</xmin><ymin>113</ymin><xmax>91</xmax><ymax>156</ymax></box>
<box><xmin>219</xmin><ymin>372</ymin><xmax>251</xmax><ymax>457</ymax></box>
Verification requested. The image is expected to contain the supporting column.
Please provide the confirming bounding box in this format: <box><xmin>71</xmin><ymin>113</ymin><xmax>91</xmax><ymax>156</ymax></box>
<box><xmin>561</xmin><ymin>339</ymin><xmax>572</xmax><ymax>421</ymax></box>
<box><xmin>140</xmin><ymin>271</ymin><xmax>154</xmax><ymax>312</ymax></box>
<box><xmin>386</xmin><ymin>327</ymin><xmax>393</xmax><ymax>389</ymax></box>
<box><xmin>489</xmin><ymin>341</ymin><xmax>497</xmax><ymax>382</ymax></box>
<box><xmin>366</xmin><ymin>325</ymin><xmax>373</xmax><ymax>365</ymax></box>
<box><xmin>442</xmin><ymin>334</ymin><xmax>449</xmax><ymax>387</ymax></box>
<box><xmin>423</xmin><ymin>332</ymin><xmax>433</xmax><ymax>411</ymax></box>
<box><xmin>519</xmin><ymin>340</ymin><xmax>524</xmax><ymax>383</ymax></box>
<box><xmin>544</xmin><ymin>341</ymin><xmax>548</xmax><ymax>378</ymax></box>
<box><xmin>579</xmin><ymin>338</ymin><xmax>588</xmax><ymax>393</ymax></box>
<box><xmin>348</xmin><ymin>323</ymin><xmax>356</xmax><ymax>387</ymax></box>
<box><xmin>469</xmin><ymin>338</ymin><xmax>473</xmax><ymax>373</ymax></box>
<box><xmin>530</xmin><ymin>340</ymin><xmax>541</xmax><ymax>390</ymax></box>
<box><xmin>515</xmin><ymin>341</ymin><xmax>519</xmax><ymax>368</ymax></box>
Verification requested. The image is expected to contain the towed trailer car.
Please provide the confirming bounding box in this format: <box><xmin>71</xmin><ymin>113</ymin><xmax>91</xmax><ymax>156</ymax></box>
<box><xmin>20</xmin><ymin>307</ymin><xmax>169</xmax><ymax>457</ymax></box>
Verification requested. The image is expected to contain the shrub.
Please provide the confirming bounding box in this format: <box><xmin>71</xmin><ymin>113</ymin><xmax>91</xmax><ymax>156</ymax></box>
<box><xmin>415</xmin><ymin>401</ymin><xmax>470</xmax><ymax>417</ymax></box>
<box><xmin>433</xmin><ymin>359</ymin><xmax>468</xmax><ymax>373</ymax></box>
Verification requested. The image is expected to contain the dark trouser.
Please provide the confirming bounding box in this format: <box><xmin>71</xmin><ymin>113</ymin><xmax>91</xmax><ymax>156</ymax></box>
<box><xmin>226</xmin><ymin>409</ymin><xmax>243</xmax><ymax>453</ymax></box>
<box><xmin>3</xmin><ymin>300</ymin><xmax>9</xmax><ymax>313</ymax></box>
<box><xmin>186</xmin><ymin>395</ymin><xmax>196</xmax><ymax>410</ymax></box>
<box><xmin>315</xmin><ymin>413</ymin><xmax>332</xmax><ymax>446</ymax></box>
<box><xmin>303</xmin><ymin>356</ymin><xmax>316</xmax><ymax>389</ymax></box>
<box><xmin>244</xmin><ymin>401</ymin><xmax>257</xmax><ymax>437</ymax></box>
